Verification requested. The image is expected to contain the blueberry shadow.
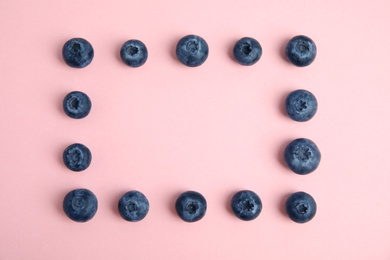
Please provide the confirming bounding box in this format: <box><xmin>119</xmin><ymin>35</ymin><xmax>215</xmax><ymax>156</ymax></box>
<box><xmin>116</xmin><ymin>42</ymin><xmax>124</xmax><ymax>64</ymax></box>
<box><xmin>55</xmin><ymin>190</ymin><xmax>67</xmax><ymax>216</ymax></box>
<box><xmin>279</xmin><ymin>90</ymin><xmax>291</xmax><ymax>117</ymax></box>
<box><xmin>279</xmin><ymin>192</ymin><xmax>293</xmax><ymax>217</ymax></box>
<box><xmin>280</xmin><ymin>37</ymin><xmax>291</xmax><ymax>62</ymax></box>
<box><xmin>227</xmin><ymin>40</ymin><xmax>237</xmax><ymax>63</ymax></box>
<box><xmin>56</xmin><ymin>39</ymin><xmax>65</xmax><ymax>64</ymax></box>
<box><xmin>225</xmin><ymin>191</ymin><xmax>237</xmax><ymax>217</ymax></box>
<box><xmin>169</xmin><ymin>191</ymin><xmax>185</xmax><ymax>218</ymax></box>
<box><xmin>57</xmin><ymin>144</ymin><xmax>66</xmax><ymax>167</ymax></box>
<box><xmin>278</xmin><ymin>139</ymin><xmax>293</xmax><ymax>170</ymax></box>
<box><xmin>57</xmin><ymin>90</ymin><xmax>68</xmax><ymax>116</ymax></box>
<box><xmin>170</xmin><ymin>36</ymin><xmax>179</xmax><ymax>63</ymax></box>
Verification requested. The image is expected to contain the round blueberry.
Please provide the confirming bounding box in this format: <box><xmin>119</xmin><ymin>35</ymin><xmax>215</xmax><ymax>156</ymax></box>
<box><xmin>285</xmin><ymin>89</ymin><xmax>317</xmax><ymax>122</ymax></box>
<box><xmin>175</xmin><ymin>191</ymin><xmax>207</xmax><ymax>222</ymax></box>
<box><xmin>176</xmin><ymin>35</ymin><xmax>209</xmax><ymax>67</ymax></box>
<box><xmin>285</xmin><ymin>191</ymin><xmax>316</xmax><ymax>223</ymax></box>
<box><xmin>233</xmin><ymin>37</ymin><xmax>262</xmax><ymax>66</ymax></box>
<box><xmin>120</xmin><ymin>40</ymin><xmax>148</xmax><ymax>67</ymax></box>
<box><xmin>231</xmin><ymin>190</ymin><xmax>262</xmax><ymax>221</ymax></box>
<box><xmin>118</xmin><ymin>191</ymin><xmax>149</xmax><ymax>222</ymax></box>
<box><xmin>285</xmin><ymin>35</ymin><xmax>317</xmax><ymax>67</ymax></box>
<box><xmin>63</xmin><ymin>189</ymin><xmax>98</xmax><ymax>222</ymax></box>
<box><xmin>284</xmin><ymin>138</ymin><xmax>321</xmax><ymax>175</ymax></box>
<box><xmin>62</xmin><ymin>38</ymin><xmax>94</xmax><ymax>68</ymax></box>
<box><xmin>63</xmin><ymin>91</ymin><xmax>92</xmax><ymax>119</ymax></box>
<box><xmin>63</xmin><ymin>143</ymin><xmax>92</xmax><ymax>172</ymax></box>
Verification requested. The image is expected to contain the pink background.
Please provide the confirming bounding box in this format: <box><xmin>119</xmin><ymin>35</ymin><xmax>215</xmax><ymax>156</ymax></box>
<box><xmin>1</xmin><ymin>0</ymin><xmax>389</xmax><ymax>259</ymax></box>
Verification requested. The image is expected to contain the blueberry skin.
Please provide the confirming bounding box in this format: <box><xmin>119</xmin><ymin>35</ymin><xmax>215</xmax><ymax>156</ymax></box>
<box><xmin>285</xmin><ymin>89</ymin><xmax>317</xmax><ymax>122</ymax></box>
<box><xmin>62</xmin><ymin>38</ymin><xmax>94</xmax><ymax>68</ymax></box>
<box><xmin>231</xmin><ymin>190</ymin><xmax>262</xmax><ymax>221</ymax></box>
<box><xmin>63</xmin><ymin>91</ymin><xmax>92</xmax><ymax>119</ymax></box>
<box><xmin>285</xmin><ymin>191</ymin><xmax>316</xmax><ymax>223</ymax></box>
<box><xmin>63</xmin><ymin>143</ymin><xmax>92</xmax><ymax>172</ymax></box>
<box><xmin>63</xmin><ymin>189</ymin><xmax>98</xmax><ymax>222</ymax></box>
<box><xmin>176</xmin><ymin>35</ymin><xmax>209</xmax><ymax>67</ymax></box>
<box><xmin>118</xmin><ymin>191</ymin><xmax>149</xmax><ymax>222</ymax></box>
<box><xmin>233</xmin><ymin>37</ymin><xmax>262</xmax><ymax>66</ymax></box>
<box><xmin>285</xmin><ymin>35</ymin><xmax>316</xmax><ymax>67</ymax></box>
<box><xmin>175</xmin><ymin>191</ymin><xmax>207</xmax><ymax>222</ymax></box>
<box><xmin>284</xmin><ymin>138</ymin><xmax>321</xmax><ymax>175</ymax></box>
<box><xmin>120</xmin><ymin>40</ymin><xmax>148</xmax><ymax>67</ymax></box>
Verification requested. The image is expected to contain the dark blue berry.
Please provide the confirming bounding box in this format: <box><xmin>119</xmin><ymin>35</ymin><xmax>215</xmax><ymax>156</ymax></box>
<box><xmin>284</xmin><ymin>138</ymin><xmax>321</xmax><ymax>175</ymax></box>
<box><xmin>175</xmin><ymin>191</ymin><xmax>207</xmax><ymax>222</ymax></box>
<box><xmin>285</xmin><ymin>191</ymin><xmax>316</xmax><ymax>223</ymax></box>
<box><xmin>231</xmin><ymin>190</ymin><xmax>262</xmax><ymax>221</ymax></box>
<box><xmin>285</xmin><ymin>89</ymin><xmax>317</xmax><ymax>122</ymax></box>
<box><xmin>62</xmin><ymin>38</ymin><xmax>94</xmax><ymax>68</ymax></box>
<box><xmin>63</xmin><ymin>189</ymin><xmax>98</xmax><ymax>222</ymax></box>
<box><xmin>285</xmin><ymin>35</ymin><xmax>316</xmax><ymax>67</ymax></box>
<box><xmin>63</xmin><ymin>91</ymin><xmax>92</xmax><ymax>119</ymax></box>
<box><xmin>63</xmin><ymin>143</ymin><xmax>92</xmax><ymax>172</ymax></box>
<box><xmin>233</xmin><ymin>37</ymin><xmax>262</xmax><ymax>66</ymax></box>
<box><xmin>176</xmin><ymin>35</ymin><xmax>209</xmax><ymax>67</ymax></box>
<box><xmin>118</xmin><ymin>191</ymin><xmax>149</xmax><ymax>222</ymax></box>
<box><xmin>120</xmin><ymin>40</ymin><xmax>148</xmax><ymax>67</ymax></box>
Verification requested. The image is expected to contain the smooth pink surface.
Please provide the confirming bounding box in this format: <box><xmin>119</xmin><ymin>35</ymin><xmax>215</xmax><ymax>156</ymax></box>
<box><xmin>1</xmin><ymin>0</ymin><xmax>390</xmax><ymax>259</ymax></box>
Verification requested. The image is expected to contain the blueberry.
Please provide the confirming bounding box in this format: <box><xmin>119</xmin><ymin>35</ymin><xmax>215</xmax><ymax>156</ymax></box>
<box><xmin>118</xmin><ymin>191</ymin><xmax>149</xmax><ymax>222</ymax></box>
<box><xmin>233</xmin><ymin>37</ymin><xmax>262</xmax><ymax>66</ymax></box>
<box><xmin>63</xmin><ymin>143</ymin><xmax>92</xmax><ymax>172</ymax></box>
<box><xmin>63</xmin><ymin>91</ymin><xmax>92</xmax><ymax>119</ymax></box>
<box><xmin>284</xmin><ymin>138</ymin><xmax>321</xmax><ymax>175</ymax></box>
<box><xmin>176</xmin><ymin>35</ymin><xmax>209</xmax><ymax>67</ymax></box>
<box><xmin>231</xmin><ymin>190</ymin><xmax>262</xmax><ymax>221</ymax></box>
<box><xmin>175</xmin><ymin>191</ymin><xmax>207</xmax><ymax>222</ymax></box>
<box><xmin>285</xmin><ymin>89</ymin><xmax>317</xmax><ymax>122</ymax></box>
<box><xmin>285</xmin><ymin>191</ymin><xmax>316</xmax><ymax>223</ymax></box>
<box><xmin>120</xmin><ymin>40</ymin><xmax>148</xmax><ymax>67</ymax></box>
<box><xmin>63</xmin><ymin>188</ymin><xmax>98</xmax><ymax>222</ymax></box>
<box><xmin>285</xmin><ymin>35</ymin><xmax>316</xmax><ymax>67</ymax></box>
<box><xmin>62</xmin><ymin>38</ymin><xmax>94</xmax><ymax>68</ymax></box>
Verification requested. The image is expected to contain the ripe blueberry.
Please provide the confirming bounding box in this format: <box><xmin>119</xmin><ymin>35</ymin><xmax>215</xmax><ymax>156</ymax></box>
<box><xmin>63</xmin><ymin>91</ymin><xmax>91</xmax><ymax>119</ymax></box>
<box><xmin>62</xmin><ymin>38</ymin><xmax>94</xmax><ymax>68</ymax></box>
<box><xmin>285</xmin><ymin>35</ymin><xmax>316</xmax><ymax>67</ymax></box>
<box><xmin>175</xmin><ymin>191</ymin><xmax>207</xmax><ymax>222</ymax></box>
<box><xmin>285</xmin><ymin>89</ymin><xmax>317</xmax><ymax>122</ymax></box>
<box><xmin>118</xmin><ymin>191</ymin><xmax>149</xmax><ymax>222</ymax></box>
<box><xmin>285</xmin><ymin>191</ymin><xmax>316</xmax><ymax>223</ymax></box>
<box><xmin>176</xmin><ymin>35</ymin><xmax>209</xmax><ymax>67</ymax></box>
<box><xmin>120</xmin><ymin>40</ymin><xmax>148</xmax><ymax>67</ymax></box>
<box><xmin>233</xmin><ymin>37</ymin><xmax>262</xmax><ymax>66</ymax></box>
<box><xmin>231</xmin><ymin>190</ymin><xmax>262</xmax><ymax>221</ymax></box>
<box><xmin>63</xmin><ymin>188</ymin><xmax>98</xmax><ymax>222</ymax></box>
<box><xmin>284</xmin><ymin>138</ymin><xmax>321</xmax><ymax>175</ymax></box>
<box><xmin>63</xmin><ymin>143</ymin><xmax>92</xmax><ymax>172</ymax></box>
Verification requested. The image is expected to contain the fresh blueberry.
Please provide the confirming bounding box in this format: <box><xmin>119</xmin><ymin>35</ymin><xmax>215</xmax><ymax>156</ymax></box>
<box><xmin>285</xmin><ymin>191</ymin><xmax>316</xmax><ymax>223</ymax></box>
<box><xmin>63</xmin><ymin>188</ymin><xmax>98</xmax><ymax>222</ymax></box>
<box><xmin>63</xmin><ymin>143</ymin><xmax>92</xmax><ymax>172</ymax></box>
<box><xmin>285</xmin><ymin>35</ymin><xmax>316</xmax><ymax>67</ymax></box>
<box><xmin>285</xmin><ymin>89</ymin><xmax>317</xmax><ymax>122</ymax></box>
<box><xmin>231</xmin><ymin>190</ymin><xmax>262</xmax><ymax>221</ymax></box>
<box><xmin>175</xmin><ymin>191</ymin><xmax>207</xmax><ymax>222</ymax></box>
<box><xmin>233</xmin><ymin>37</ymin><xmax>262</xmax><ymax>66</ymax></box>
<box><xmin>176</xmin><ymin>35</ymin><xmax>209</xmax><ymax>67</ymax></box>
<box><xmin>120</xmin><ymin>40</ymin><xmax>148</xmax><ymax>67</ymax></box>
<box><xmin>63</xmin><ymin>91</ymin><xmax>92</xmax><ymax>119</ymax></box>
<box><xmin>62</xmin><ymin>38</ymin><xmax>94</xmax><ymax>68</ymax></box>
<box><xmin>118</xmin><ymin>191</ymin><xmax>149</xmax><ymax>222</ymax></box>
<box><xmin>284</xmin><ymin>138</ymin><xmax>321</xmax><ymax>175</ymax></box>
